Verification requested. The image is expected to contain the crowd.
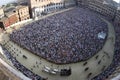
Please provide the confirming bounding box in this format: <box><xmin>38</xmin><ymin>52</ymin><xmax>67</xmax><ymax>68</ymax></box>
<box><xmin>91</xmin><ymin>17</ymin><xmax>120</xmax><ymax>80</ymax></box>
<box><xmin>10</xmin><ymin>7</ymin><xmax>108</xmax><ymax>64</ymax></box>
<box><xmin>1</xmin><ymin>46</ymin><xmax>46</xmax><ymax>80</ymax></box>
<box><xmin>2</xmin><ymin>6</ymin><xmax>120</xmax><ymax>80</ymax></box>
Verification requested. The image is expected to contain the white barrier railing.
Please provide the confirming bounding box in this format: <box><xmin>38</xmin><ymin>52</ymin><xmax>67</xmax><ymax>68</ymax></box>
<box><xmin>0</xmin><ymin>45</ymin><xmax>31</xmax><ymax>80</ymax></box>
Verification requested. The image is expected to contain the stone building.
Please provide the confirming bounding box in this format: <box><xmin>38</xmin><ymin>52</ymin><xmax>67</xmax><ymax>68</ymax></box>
<box><xmin>26</xmin><ymin>0</ymin><xmax>75</xmax><ymax>18</ymax></box>
<box><xmin>15</xmin><ymin>5</ymin><xmax>30</xmax><ymax>21</ymax></box>
<box><xmin>77</xmin><ymin>0</ymin><xmax>118</xmax><ymax>21</ymax></box>
<box><xmin>88</xmin><ymin>0</ymin><xmax>116</xmax><ymax>19</ymax></box>
<box><xmin>0</xmin><ymin>7</ymin><xmax>4</xmax><ymax>19</ymax></box>
<box><xmin>114</xmin><ymin>7</ymin><xmax>120</xmax><ymax>25</ymax></box>
<box><xmin>0</xmin><ymin>17</ymin><xmax>9</xmax><ymax>29</ymax></box>
<box><xmin>0</xmin><ymin>12</ymin><xmax>18</xmax><ymax>29</ymax></box>
<box><xmin>0</xmin><ymin>4</ymin><xmax>30</xmax><ymax>29</ymax></box>
<box><xmin>27</xmin><ymin>0</ymin><xmax>64</xmax><ymax>18</ymax></box>
<box><xmin>64</xmin><ymin>0</ymin><xmax>76</xmax><ymax>7</ymax></box>
<box><xmin>6</xmin><ymin>12</ymin><xmax>18</xmax><ymax>25</ymax></box>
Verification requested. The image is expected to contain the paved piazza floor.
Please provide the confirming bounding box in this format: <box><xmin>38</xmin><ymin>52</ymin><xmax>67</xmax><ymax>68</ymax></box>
<box><xmin>0</xmin><ymin>8</ymin><xmax>115</xmax><ymax>80</ymax></box>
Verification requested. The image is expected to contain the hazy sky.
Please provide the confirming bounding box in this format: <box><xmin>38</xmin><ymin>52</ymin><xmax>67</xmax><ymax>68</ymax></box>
<box><xmin>113</xmin><ymin>0</ymin><xmax>120</xmax><ymax>3</ymax></box>
<box><xmin>0</xmin><ymin>0</ymin><xmax>16</xmax><ymax>6</ymax></box>
<box><xmin>0</xmin><ymin>0</ymin><xmax>119</xmax><ymax>6</ymax></box>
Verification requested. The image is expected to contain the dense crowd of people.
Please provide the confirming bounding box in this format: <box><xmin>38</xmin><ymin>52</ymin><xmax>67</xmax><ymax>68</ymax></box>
<box><xmin>10</xmin><ymin>7</ymin><xmax>108</xmax><ymax>64</ymax></box>
<box><xmin>1</xmin><ymin>6</ymin><xmax>120</xmax><ymax>80</ymax></box>
<box><xmin>1</xmin><ymin>46</ymin><xmax>46</xmax><ymax>80</ymax></box>
<box><xmin>92</xmin><ymin>19</ymin><xmax>120</xmax><ymax>80</ymax></box>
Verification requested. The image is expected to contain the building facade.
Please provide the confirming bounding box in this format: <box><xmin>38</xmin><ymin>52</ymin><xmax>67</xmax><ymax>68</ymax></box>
<box><xmin>0</xmin><ymin>4</ymin><xmax>30</xmax><ymax>29</ymax></box>
<box><xmin>16</xmin><ymin>6</ymin><xmax>30</xmax><ymax>21</ymax></box>
<box><xmin>0</xmin><ymin>8</ymin><xmax>4</xmax><ymax>19</ymax></box>
<box><xmin>7</xmin><ymin>12</ymin><xmax>18</xmax><ymax>25</ymax></box>
<box><xmin>77</xmin><ymin>0</ymin><xmax>119</xmax><ymax>22</ymax></box>
<box><xmin>27</xmin><ymin>0</ymin><xmax>75</xmax><ymax>18</ymax></box>
<box><xmin>88</xmin><ymin>0</ymin><xmax>116</xmax><ymax>19</ymax></box>
<box><xmin>0</xmin><ymin>12</ymin><xmax>18</xmax><ymax>29</ymax></box>
<box><xmin>115</xmin><ymin>8</ymin><xmax>120</xmax><ymax>25</ymax></box>
<box><xmin>27</xmin><ymin>0</ymin><xmax>64</xmax><ymax>18</ymax></box>
<box><xmin>0</xmin><ymin>17</ymin><xmax>9</xmax><ymax>29</ymax></box>
<box><xmin>64</xmin><ymin>0</ymin><xmax>76</xmax><ymax>7</ymax></box>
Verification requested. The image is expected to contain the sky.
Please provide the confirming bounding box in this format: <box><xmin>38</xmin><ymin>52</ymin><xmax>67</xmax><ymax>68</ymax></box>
<box><xmin>0</xmin><ymin>0</ymin><xmax>16</xmax><ymax>6</ymax></box>
<box><xmin>0</xmin><ymin>0</ymin><xmax>119</xmax><ymax>6</ymax></box>
<box><xmin>113</xmin><ymin>0</ymin><xmax>120</xmax><ymax>3</ymax></box>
